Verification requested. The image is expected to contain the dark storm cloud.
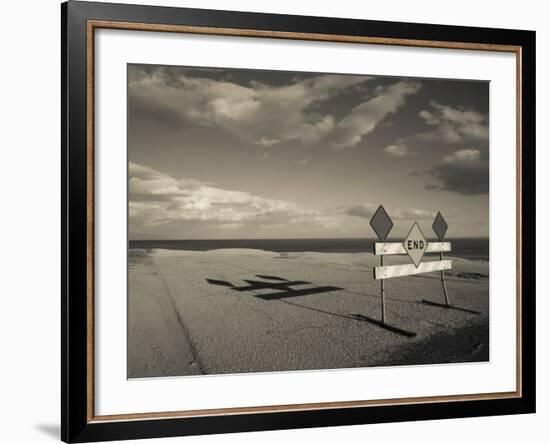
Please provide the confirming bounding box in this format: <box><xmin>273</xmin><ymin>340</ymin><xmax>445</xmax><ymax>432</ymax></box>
<box><xmin>417</xmin><ymin>102</ymin><xmax>489</xmax><ymax>145</ymax></box>
<box><xmin>404</xmin><ymin>100</ymin><xmax>489</xmax><ymax>195</ymax></box>
<box><xmin>426</xmin><ymin>148</ymin><xmax>489</xmax><ymax>195</ymax></box>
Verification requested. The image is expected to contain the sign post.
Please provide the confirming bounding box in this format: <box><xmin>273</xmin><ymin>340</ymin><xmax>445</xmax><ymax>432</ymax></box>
<box><xmin>370</xmin><ymin>208</ymin><xmax>477</xmax><ymax>319</ymax></box>
<box><xmin>380</xmin><ymin>255</ymin><xmax>385</xmax><ymax>323</ymax></box>
<box><xmin>369</xmin><ymin>205</ymin><xmax>393</xmax><ymax>324</ymax></box>
<box><xmin>432</xmin><ymin>212</ymin><xmax>450</xmax><ymax>306</ymax></box>
<box><xmin>371</xmin><ymin>207</ymin><xmax>456</xmax><ymax>319</ymax></box>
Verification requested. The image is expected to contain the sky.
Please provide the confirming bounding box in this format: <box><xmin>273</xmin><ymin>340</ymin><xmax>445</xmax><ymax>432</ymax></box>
<box><xmin>128</xmin><ymin>64</ymin><xmax>489</xmax><ymax>240</ymax></box>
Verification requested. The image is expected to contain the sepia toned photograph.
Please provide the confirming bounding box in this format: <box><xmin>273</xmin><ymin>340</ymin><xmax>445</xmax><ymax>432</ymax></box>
<box><xmin>127</xmin><ymin>64</ymin><xmax>490</xmax><ymax>379</ymax></box>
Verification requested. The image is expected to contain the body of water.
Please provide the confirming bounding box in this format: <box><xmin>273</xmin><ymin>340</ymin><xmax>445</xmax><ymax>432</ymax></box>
<box><xmin>129</xmin><ymin>238</ymin><xmax>489</xmax><ymax>261</ymax></box>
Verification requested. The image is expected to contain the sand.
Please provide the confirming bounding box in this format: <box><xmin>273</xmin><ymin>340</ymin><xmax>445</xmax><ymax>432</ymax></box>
<box><xmin>127</xmin><ymin>248</ymin><xmax>489</xmax><ymax>378</ymax></box>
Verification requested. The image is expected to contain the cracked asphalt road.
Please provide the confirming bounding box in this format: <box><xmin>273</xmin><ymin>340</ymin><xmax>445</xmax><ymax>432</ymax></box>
<box><xmin>128</xmin><ymin>248</ymin><xmax>489</xmax><ymax>378</ymax></box>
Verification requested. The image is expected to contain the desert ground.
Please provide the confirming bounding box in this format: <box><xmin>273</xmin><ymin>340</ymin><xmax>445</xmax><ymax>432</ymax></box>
<box><xmin>128</xmin><ymin>248</ymin><xmax>489</xmax><ymax>378</ymax></box>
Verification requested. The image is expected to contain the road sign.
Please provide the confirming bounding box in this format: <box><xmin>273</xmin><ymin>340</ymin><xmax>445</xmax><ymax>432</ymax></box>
<box><xmin>374</xmin><ymin>260</ymin><xmax>452</xmax><ymax>280</ymax></box>
<box><xmin>369</xmin><ymin>205</ymin><xmax>393</xmax><ymax>241</ymax></box>
<box><xmin>432</xmin><ymin>211</ymin><xmax>448</xmax><ymax>241</ymax></box>
<box><xmin>369</xmin><ymin>205</ymin><xmax>394</xmax><ymax>324</ymax></box>
<box><xmin>367</xmin><ymin>206</ymin><xmax>459</xmax><ymax>324</ymax></box>
<box><xmin>374</xmin><ymin>241</ymin><xmax>451</xmax><ymax>256</ymax></box>
<box><xmin>403</xmin><ymin>222</ymin><xmax>427</xmax><ymax>267</ymax></box>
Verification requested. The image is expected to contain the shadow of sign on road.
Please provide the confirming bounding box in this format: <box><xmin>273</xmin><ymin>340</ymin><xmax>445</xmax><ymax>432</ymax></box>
<box><xmin>421</xmin><ymin>299</ymin><xmax>481</xmax><ymax>315</ymax></box>
<box><xmin>206</xmin><ymin>275</ymin><xmax>417</xmax><ymax>337</ymax></box>
<box><xmin>350</xmin><ymin>314</ymin><xmax>417</xmax><ymax>337</ymax></box>
<box><xmin>206</xmin><ymin>275</ymin><xmax>342</xmax><ymax>300</ymax></box>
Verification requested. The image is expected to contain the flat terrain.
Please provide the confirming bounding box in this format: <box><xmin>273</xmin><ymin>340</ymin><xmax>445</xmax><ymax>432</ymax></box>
<box><xmin>128</xmin><ymin>249</ymin><xmax>489</xmax><ymax>378</ymax></box>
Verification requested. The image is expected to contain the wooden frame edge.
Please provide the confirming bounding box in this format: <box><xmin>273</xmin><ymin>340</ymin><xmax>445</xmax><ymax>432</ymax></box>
<box><xmin>515</xmin><ymin>46</ymin><xmax>523</xmax><ymax>398</ymax></box>
<box><xmin>86</xmin><ymin>19</ymin><xmax>95</xmax><ymax>424</ymax></box>
<box><xmin>90</xmin><ymin>391</ymin><xmax>520</xmax><ymax>423</ymax></box>
<box><xmin>84</xmin><ymin>18</ymin><xmax>525</xmax><ymax>426</ymax></box>
<box><xmin>89</xmin><ymin>19</ymin><xmax>522</xmax><ymax>53</ymax></box>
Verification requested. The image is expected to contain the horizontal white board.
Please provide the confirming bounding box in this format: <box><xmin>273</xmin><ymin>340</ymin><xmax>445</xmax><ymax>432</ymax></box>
<box><xmin>374</xmin><ymin>242</ymin><xmax>451</xmax><ymax>256</ymax></box>
<box><xmin>374</xmin><ymin>260</ymin><xmax>452</xmax><ymax>280</ymax></box>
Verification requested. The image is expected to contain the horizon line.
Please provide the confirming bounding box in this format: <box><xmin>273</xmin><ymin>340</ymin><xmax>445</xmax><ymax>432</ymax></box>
<box><xmin>129</xmin><ymin>236</ymin><xmax>489</xmax><ymax>241</ymax></box>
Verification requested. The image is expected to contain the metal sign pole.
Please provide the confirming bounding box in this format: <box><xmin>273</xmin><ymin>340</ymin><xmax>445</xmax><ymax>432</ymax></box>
<box><xmin>369</xmin><ymin>205</ymin><xmax>393</xmax><ymax>325</ymax></box>
<box><xmin>439</xmin><ymin>250</ymin><xmax>450</xmax><ymax>306</ymax></box>
<box><xmin>432</xmin><ymin>212</ymin><xmax>450</xmax><ymax>307</ymax></box>
<box><xmin>380</xmin><ymin>254</ymin><xmax>385</xmax><ymax>323</ymax></box>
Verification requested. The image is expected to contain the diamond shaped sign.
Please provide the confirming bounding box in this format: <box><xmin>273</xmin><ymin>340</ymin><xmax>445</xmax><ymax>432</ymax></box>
<box><xmin>369</xmin><ymin>205</ymin><xmax>393</xmax><ymax>241</ymax></box>
<box><xmin>432</xmin><ymin>211</ymin><xmax>448</xmax><ymax>241</ymax></box>
<box><xmin>403</xmin><ymin>222</ymin><xmax>428</xmax><ymax>267</ymax></box>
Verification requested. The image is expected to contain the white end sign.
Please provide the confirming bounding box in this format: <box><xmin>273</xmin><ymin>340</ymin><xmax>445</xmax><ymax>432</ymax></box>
<box><xmin>403</xmin><ymin>222</ymin><xmax>428</xmax><ymax>267</ymax></box>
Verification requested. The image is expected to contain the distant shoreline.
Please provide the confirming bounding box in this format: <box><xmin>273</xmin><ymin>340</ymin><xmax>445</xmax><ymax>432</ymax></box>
<box><xmin>129</xmin><ymin>238</ymin><xmax>489</xmax><ymax>261</ymax></box>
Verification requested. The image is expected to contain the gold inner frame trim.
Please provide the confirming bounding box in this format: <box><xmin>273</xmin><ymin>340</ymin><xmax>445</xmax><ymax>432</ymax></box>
<box><xmin>86</xmin><ymin>19</ymin><xmax>523</xmax><ymax>423</ymax></box>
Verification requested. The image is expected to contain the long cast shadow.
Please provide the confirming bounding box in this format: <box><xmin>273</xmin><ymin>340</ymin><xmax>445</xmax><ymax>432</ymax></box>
<box><xmin>206</xmin><ymin>279</ymin><xmax>234</xmax><ymax>287</ymax></box>
<box><xmin>206</xmin><ymin>275</ymin><xmax>415</xmax><ymax>337</ymax></box>
<box><xmin>206</xmin><ymin>276</ymin><xmax>341</xmax><ymax>300</ymax></box>
<box><xmin>235</xmin><ymin>279</ymin><xmax>312</xmax><ymax>292</ymax></box>
<box><xmin>255</xmin><ymin>274</ymin><xmax>289</xmax><ymax>281</ymax></box>
<box><xmin>257</xmin><ymin>285</ymin><xmax>343</xmax><ymax>300</ymax></box>
<box><xmin>279</xmin><ymin>300</ymin><xmax>416</xmax><ymax>338</ymax></box>
<box><xmin>350</xmin><ymin>314</ymin><xmax>417</xmax><ymax>337</ymax></box>
<box><xmin>421</xmin><ymin>299</ymin><xmax>480</xmax><ymax>315</ymax></box>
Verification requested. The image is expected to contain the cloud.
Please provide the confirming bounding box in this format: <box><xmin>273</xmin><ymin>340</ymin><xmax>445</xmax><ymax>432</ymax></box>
<box><xmin>405</xmin><ymin>101</ymin><xmax>489</xmax><ymax>195</ymax></box>
<box><xmin>328</xmin><ymin>81</ymin><xmax>422</xmax><ymax>149</ymax></box>
<box><xmin>129</xmin><ymin>163</ymin><xmax>449</xmax><ymax>238</ymax></box>
<box><xmin>255</xmin><ymin>137</ymin><xmax>280</xmax><ymax>147</ymax></box>
<box><xmin>417</xmin><ymin>102</ymin><xmax>488</xmax><ymax>144</ymax></box>
<box><xmin>129</xmin><ymin>163</ymin><xmax>336</xmax><ymax>232</ymax></box>
<box><xmin>129</xmin><ymin>68</ymin><xmax>420</xmax><ymax>150</ymax></box>
<box><xmin>384</xmin><ymin>142</ymin><xmax>412</xmax><ymax>157</ymax></box>
<box><xmin>426</xmin><ymin>148</ymin><xmax>489</xmax><ymax>195</ymax></box>
<box><xmin>129</xmin><ymin>69</ymin><xmax>363</xmax><ymax>147</ymax></box>
<box><xmin>344</xmin><ymin>203</ymin><xmax>434</xmax><ymax>220</ymax></box>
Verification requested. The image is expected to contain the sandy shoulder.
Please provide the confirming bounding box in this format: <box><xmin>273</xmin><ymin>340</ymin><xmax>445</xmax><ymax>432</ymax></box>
<box><xmin>127</xmin><ymin>252</ymin><xmax>201</xmax><ymax>378</ymax></box>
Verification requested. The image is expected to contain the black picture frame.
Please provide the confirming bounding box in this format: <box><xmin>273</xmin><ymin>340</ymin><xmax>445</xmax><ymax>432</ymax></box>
<box><xmin>62</xmin><ymin>1</ymin><xmax>536</xmax><ymax>442</ymax></box>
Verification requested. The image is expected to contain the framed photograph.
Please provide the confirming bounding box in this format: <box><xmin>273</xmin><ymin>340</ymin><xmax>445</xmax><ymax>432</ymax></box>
<box><xmin>62</xmin><ymin>1</ymin><xmax>536</xmax><ymax>442</ymax></box>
